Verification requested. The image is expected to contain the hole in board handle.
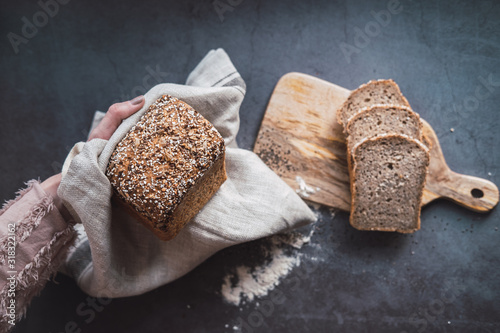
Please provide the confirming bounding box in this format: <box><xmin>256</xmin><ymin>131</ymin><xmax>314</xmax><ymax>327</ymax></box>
<box><xmin>471</xmin><ymin>188</ymin><xmax>484</xmax><ymax>199</ymax></box>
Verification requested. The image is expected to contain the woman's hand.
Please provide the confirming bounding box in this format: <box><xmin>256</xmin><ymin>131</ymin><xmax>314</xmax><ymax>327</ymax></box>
<box><xmin>41</xmin><ymin>95</ymin><xmax>145</xmax><ymax>218</ymax></box>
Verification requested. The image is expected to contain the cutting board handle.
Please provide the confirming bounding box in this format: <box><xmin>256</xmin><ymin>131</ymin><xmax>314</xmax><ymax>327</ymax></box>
<box><xmin>422</xmin><ymin>120</ymin><xmax>499</xmax><ymax>212</ymax></box>
<box><xmin>435</xmin><ymin>171</ymin><xmax>499</xmax><ymax>212</ymax></box>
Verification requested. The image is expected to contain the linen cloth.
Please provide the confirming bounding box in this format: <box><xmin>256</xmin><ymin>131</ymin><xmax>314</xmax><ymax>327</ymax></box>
<box><xmin>58</xmin><ymin>49</ymin><xmax>316</xmax><ymax>298</ymax></box>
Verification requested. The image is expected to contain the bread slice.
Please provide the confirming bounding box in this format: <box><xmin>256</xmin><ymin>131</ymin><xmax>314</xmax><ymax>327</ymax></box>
<box><xmin>349</xmin><ymin>134</ymin><xmax>430</xmax><ymax>233</ymax></box>
<box><xmin>337</xmin><ymin>79</ymin><xmax>410</xmax><ymax>129</ymax></box>
<box><xmin>345</xmin><ymin>104</ymin><xmax>423</xmax><ymax>153</ymax></box>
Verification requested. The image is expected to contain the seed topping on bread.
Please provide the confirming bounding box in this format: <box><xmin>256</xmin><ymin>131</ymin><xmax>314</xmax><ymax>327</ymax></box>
<box><xmin>106</xmin><ymin>95</ymin><xmax>225</xmax><ymax>226</ymax></box>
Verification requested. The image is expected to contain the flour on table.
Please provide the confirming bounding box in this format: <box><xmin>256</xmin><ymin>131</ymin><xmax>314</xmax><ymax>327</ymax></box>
<box><xmin>221</xmin><ymin>229</ymin><xmax>315</xmax><ymax>306</ymax></box>
<box><xmin>295</xmin><ymin>176</ymin><xmax>320</xmax><ymax>198</ymax></box>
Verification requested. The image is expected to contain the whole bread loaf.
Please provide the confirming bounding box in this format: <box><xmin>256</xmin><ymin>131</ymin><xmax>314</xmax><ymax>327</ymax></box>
<box><xmin>349</xmin><ymin>134</ymin><xmax>429</xmax><ymax>233</ymax></box>
<box><xmin>106</xmin><ymin>95</ymin><xmax>227</xmax><ymax>241</ymax></box>
<box><xmin>337</xmin><ymin>79</ymin><xmax>410</xmax><ymax>129</ymax></box>
<box><xmin>345</xmin><ymin>104</ymin><xmax>423</xmax><ymax>153</ymax></box>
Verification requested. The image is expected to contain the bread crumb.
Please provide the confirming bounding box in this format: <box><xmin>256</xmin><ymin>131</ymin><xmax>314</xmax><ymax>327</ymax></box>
<box><xmin>450</xmin><ymin>128</ymin><xmax>454</xmax><ymax>132</ymax></box>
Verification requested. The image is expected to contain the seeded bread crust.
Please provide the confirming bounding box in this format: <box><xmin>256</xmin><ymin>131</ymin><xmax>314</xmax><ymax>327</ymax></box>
<box><xmin>345</xmin><ymin>104</ymin><xmax>424</xmax><ymax>153</ymax></box>
<box><xmin>337</xmin><ymin>79</ymin><xmax>411</xmax><ymax>130</ymax></box>
<box><xmin>349</xmin><ymin>134</ymin><xmax>430</xmax><ymax>233</ymax></box>
<box><xmin>106</xmin><ymin>95</ymin><xmax>227</xmax><ymax>241</ymax></box>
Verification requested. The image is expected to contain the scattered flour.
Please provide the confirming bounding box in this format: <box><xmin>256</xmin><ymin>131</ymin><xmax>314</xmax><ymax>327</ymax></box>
<box><xmin>221</xmin><ymin>249</ymin><xmax>300</xmax><ymax>306</ymax></box>
<box><xmin>295</xmin><ymin>176</ymin><xmax>320</xmax><ymax>198</ymax></box>
<box><xmin>221</xmin><ymin>229</ymin><xmax>315</xmax><ymax>306</ymax></box>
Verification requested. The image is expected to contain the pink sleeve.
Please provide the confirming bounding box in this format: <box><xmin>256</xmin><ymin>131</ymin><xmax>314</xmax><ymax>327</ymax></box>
<box><xmin>0</xmin><ymin>180</ymin><xmax>76</xmax><ymax>331</ymax></box>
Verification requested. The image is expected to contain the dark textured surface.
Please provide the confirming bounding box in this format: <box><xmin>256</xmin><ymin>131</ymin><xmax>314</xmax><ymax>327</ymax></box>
<box><xmin>1</xmin><ymin>0</ymin><xmax>499</xmax><ymax>332</ymax></box>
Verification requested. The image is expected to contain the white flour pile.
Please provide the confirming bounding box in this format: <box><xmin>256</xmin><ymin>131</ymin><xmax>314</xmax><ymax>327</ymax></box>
<box><xmin>295</xmin><ymin>176</ymin><xmax>320</xmax><ymax>198</ymax></box>
<box><xmin>221</xmin><ymin>229</ymin><xmax>314</xmax><ymax>306</ymax></box>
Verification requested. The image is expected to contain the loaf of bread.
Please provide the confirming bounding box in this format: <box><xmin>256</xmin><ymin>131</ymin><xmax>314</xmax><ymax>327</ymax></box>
<box><xmin>345</xmin><ymin>104</ymin><xmax>423</xmax><ymax>152</ymax></box>
<box><xmin>349</xmin><ymin>134</ymin><xmax>430</xmax><ymax>233</ymax></box>
<box><xmin>106</xmin><ymin>95</ymin><xmax>227</xmax><ymax>241</ymax></box>
<box><xmin>337</xmin><ymin>79</ymin><xmax>410</xmax><ymax>129</ymax></box>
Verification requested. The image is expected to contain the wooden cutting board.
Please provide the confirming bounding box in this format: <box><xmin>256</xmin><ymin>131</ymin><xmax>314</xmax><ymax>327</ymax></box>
<box><xmin>253</xmin><ymin>72</ymin><xmax>499</xmax><ymax>213</ymax></box>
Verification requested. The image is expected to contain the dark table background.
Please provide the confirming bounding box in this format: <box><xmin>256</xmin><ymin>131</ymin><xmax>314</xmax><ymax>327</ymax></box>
<box><xmin>1</xmin><ymin>0</ymin><xmax>499</xmax><ymax>332</ymax></box>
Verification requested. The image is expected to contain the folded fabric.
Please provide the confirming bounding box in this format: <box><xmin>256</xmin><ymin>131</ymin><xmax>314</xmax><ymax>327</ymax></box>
<box><xmin>58</xmin><ymin>49</ymin><xmax>316</xmax><ymax>298</ymax></box>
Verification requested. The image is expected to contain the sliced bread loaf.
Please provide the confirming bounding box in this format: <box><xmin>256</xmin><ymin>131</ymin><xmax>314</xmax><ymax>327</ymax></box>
<box><xmin>349</xmin><ymin>134</ymin><xmax>430</xmax><ymax>233</ymax></box>
<box><xmin>345</xmin><ymin>104</ymin><xmax>423</xmax><ymax>153</ymax></box>
<box><xmin>337</xmin><ymin>79</ymin><xmax>410</xmax><ymax>129</ymax></box>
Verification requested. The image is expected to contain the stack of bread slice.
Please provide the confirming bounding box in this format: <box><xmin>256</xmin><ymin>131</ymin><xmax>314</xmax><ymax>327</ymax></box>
<box><xmin>337</xmin><ymin>80</ymin><xmax>430</xmax><ymax>233</ymax></box>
